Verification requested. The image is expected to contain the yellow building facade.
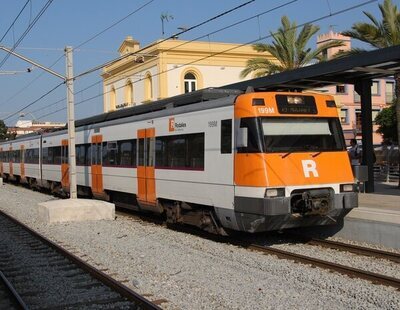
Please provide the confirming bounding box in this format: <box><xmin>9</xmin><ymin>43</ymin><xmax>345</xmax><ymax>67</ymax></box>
<box><xmin>102</xmin><ymin>36</ymin><xmax>272</xmax><ymax>112</ymax></box>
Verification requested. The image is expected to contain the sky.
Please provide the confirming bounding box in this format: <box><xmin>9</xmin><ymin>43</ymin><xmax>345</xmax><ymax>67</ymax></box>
<box><xmin>0</xmin><ymin>0</ymin><xmax>392</xmax><ymax>126</ymax></box>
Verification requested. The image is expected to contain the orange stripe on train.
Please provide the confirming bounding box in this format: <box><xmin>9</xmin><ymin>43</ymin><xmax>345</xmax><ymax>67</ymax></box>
<box><xmin>235</xmin><ymin>152</ymin><xmax>353</xmax><ymax>187</ymax></box>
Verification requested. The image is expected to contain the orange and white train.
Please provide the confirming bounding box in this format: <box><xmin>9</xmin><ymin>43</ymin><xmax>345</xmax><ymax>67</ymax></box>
<box><xmin>0</xmin><ymin>88</ymin><xmax>357</xmax><ymax>234</ymax></box>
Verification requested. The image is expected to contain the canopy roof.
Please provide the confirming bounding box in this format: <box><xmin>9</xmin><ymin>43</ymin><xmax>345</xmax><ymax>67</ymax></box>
<box><xmin>221</xmin><ymin>45</ymin><xmax>400</xmax><ymax>91</ymax></box>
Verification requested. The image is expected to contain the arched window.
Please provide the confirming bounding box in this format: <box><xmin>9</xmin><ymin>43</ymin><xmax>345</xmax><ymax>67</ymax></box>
<box><xmin>110</xmin><ymin>86</ymin><xmax>116</xmax><ymax>111</ymax></box>
<box><xmin>125</xmin><ymin>80</ymin><xmax>133</xmax><ymax>105</ymax></box>
<box><xmin>144</xmin><ymin>73</ymin><xmax>153</xmax><ymax>101</ymax></box>
<box><xmin>184</xmin><ymin>72</ymin><xmax>197</xmax><ymax>93</ymax></box>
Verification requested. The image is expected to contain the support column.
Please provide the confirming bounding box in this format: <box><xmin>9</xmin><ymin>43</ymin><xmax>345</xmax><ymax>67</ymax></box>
<box><xmin>65</xmin><ymin>46</ymin><xmax>77</xmax><ymax>199</ymax></box>
<box><xmin>355</xmin><ymin>79</ymin><xmax>374</xmax><ymax>193</ymax></box>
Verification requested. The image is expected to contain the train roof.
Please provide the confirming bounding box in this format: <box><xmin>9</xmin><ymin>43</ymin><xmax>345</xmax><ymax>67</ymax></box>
<box><xmin>75</xmin><ymin>88</ymin><xmax>242</xmax><ymax>128</ymax></box>
<box><xmin>1</xmin><ymin>88</ymin><xmax>242</xmax><ymax>142</ymax></box>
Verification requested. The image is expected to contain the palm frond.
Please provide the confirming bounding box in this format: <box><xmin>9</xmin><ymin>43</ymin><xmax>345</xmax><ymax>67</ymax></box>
<box><xmin>332</xmin><ymin>48</ymin><xmax>366</xmax><ymax>59</ymax></box>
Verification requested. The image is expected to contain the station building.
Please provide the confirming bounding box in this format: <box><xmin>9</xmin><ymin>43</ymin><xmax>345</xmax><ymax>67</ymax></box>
<box><xmin>101</xmin><ymin>36</ymin><xmax>272</xmax><ymax>112</ymax></box>
<box><xmin>8</xmin><ymin>120</ymin><xmax>65</xmax><ymax>137</ymax></box>
<box><xmin>102</xmin><ymin>33</ymin><xmax>395</xmax><ymax>145</ymax></box>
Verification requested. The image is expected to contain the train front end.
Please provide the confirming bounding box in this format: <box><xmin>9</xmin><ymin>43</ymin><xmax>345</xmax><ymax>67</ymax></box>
<box><xmin>232</xmin><ymin>92</ymin><xmax>357</xmax><ymax>232</ymax></box>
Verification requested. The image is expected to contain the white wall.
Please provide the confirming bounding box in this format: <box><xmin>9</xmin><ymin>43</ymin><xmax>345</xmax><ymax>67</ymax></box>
<box><xmin>104</xmin><ymin>65</ymin><xmax>159</xmax><ymax>112</ymax></box>
<box><xmin>167</xmin><ymin>64</ymin><xmax>247</xmax><ymax>97</ymax></box>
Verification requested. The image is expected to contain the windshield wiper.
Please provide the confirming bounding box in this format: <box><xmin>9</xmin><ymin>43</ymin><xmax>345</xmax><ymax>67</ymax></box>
<box><xmin>312</xmin><ymin>151</ymin><xmax>322</xmax><ymax>157</ymax></box>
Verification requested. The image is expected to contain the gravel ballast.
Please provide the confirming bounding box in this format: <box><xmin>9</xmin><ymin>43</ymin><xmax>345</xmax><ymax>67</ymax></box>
<box><xmin>0</xmin><ymin>183</ymin><xmax>399</xmax><ymax>309</ymax></box>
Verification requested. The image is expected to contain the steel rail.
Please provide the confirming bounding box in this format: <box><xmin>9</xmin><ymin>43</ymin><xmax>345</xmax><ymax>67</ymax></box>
<box><xmin>247</xmin><ymin>243</ymin><xmax>400</xmax><ymax>290</ymax></box>
<box><xmin>117</xmin><ymin>212</ymin><xmax>400</xmax><ymax>290</ymax></box>
<box><xmin>0</xmin><ymin>271</ymin><xmax>29</xmax><ymax>310</ymax></box>
<box><xmin>306</xmin><ymin>238</ymin><xmax>400</xmax><ymax>264</ymax></box>
<box><xmin>0</xmin><ymin>210</ymin><xmax>162</xmax><ymax>310</ymax></box>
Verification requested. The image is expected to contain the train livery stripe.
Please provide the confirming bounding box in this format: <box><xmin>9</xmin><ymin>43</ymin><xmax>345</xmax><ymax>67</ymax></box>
<box><xmin>137</xmin><ymin>128</ymin><xmax>156</xmax><ymax>206</ymax></box>
<box><xmin>145</xmin><ymin>128</ymin><xmax>156</xmax><ymax>204</ymax></box>
<box><xmin>61</xmin><ymin>139</ymin><xmax>69</xmax><ymax>189</ymax></box>
<box><xmin>137</xmin><ymin>129</ymin><xmax>146</xmax><ymax>202</ymax></box>
<box><xmin>235</xmin><ymin>152</ymin><xmax>354</xmax><ymax>187</ymax></box>
<box><xmin>91</xmin><ymin>135</ymin><xmax>103</xmax><ymax>194</ymax></box>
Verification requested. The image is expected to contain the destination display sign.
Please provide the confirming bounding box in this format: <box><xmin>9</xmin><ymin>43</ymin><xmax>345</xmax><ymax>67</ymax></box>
<box><xmin>276</xmin><ymin>95</ymin><xmax>318</xmax><ymax>114</ymax></box>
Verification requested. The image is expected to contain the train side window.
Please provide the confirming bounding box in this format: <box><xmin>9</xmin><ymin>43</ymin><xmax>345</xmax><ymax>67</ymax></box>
<box><xmin>237</xmin><ymin>118</ymin><xmax>264</xmax><ymax>153</ymax></box>
<box><xmin>85</xmin><ymin>144</ymin><xmax>91</xmax><ymax>166</ymax></box>
<box><xmin>91</xmin><ymin>144</ymin><xmax>97</xmax><ymax>165</ymax></box>
<box><xmin>119</xmin><ymin>139</ymin><xmax>136</xmax><ymax>167</ymax></box>
<box><xmin>42</xmin><ymin>148</ymin><xmax>49</xmax><ymax>164</ymax></box>
<box><xmin>53</xmin><ymin>146</ymin><xmax>61</xmax><ymax>165</ymax></box>
<box><xmin>138</xmin><ymin>139</ymin><xmax>145</xmax><ymax>166</ymax></box>
<box><xmin>221</xmin><ymin>119</ymin><xmax>232</xmax><ymax>154</ymax></box>
<box><xmin>103</xmin><ymin>141</ymin><xmax>117</xmax><ymax>166</ymax></box>
<box><xmin>155</xmin><ymin>133</ymin><xmax>204</xmax><ymax>170</ymax></box>
<box><xmin>189</xmin><ymin>133</ymin><xmax>204</xmax><ymax>169</ymax></box>
<box><xmin>76</xmin><ymin>144</ymin><xmax>86</xmax><ymax>166</ymax></box>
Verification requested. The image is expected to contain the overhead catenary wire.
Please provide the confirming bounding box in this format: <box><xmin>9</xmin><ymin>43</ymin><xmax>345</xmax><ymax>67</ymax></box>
<box><xmin>12</xmin><ymin>0</ymin><xmax>257</xmax><ymax>120</ymax></box>
<box><xmin>35</xmin><ymin>0</ymin><xmax>378</xmax><ymax>120</ymax></box>
<box><xmin>0</xmin><ymin>0</ymin><xmax>54</xmax><ymax>69</ymax></box>
<box><xmin>0</xmin><ymin>0</ymin><xmax>31</xmax><ymax>43</ymax></box>
<box><xmin>1</xmin><ymin>0</ymin><xmax>156</xmax><ymax>109</ymax></box>
<box><xmin>32</xmin><ymin>0</ymin><xmax>293</xmax><ymax>117</ymax></box>
<box><xmin>29</xmin><ymin>80</ymin><xmax>103</xmax><ymax>116</ymax></box>
<box><xmin>37</xmin><ymin>0</ymin><xmax>369</xmax><ymax>120</ymax></box>
<box><xmin>3</xmin><ymin>82</ymin><xmax>64</xmax><ymax>121</ymax></box>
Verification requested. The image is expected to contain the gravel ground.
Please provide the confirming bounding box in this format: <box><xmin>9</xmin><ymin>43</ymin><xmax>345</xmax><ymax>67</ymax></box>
<box><xmin>261</xmin><ymin>239</ymin><xmax>400</xmax><ymax>279</ymax></box>
<box><xmin>0</xmin><ymin>183</ymin><xmax>399</xmax><ymax>310</ymax></box>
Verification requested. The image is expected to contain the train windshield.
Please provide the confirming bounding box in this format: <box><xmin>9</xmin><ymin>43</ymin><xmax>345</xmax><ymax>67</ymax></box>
<box><xmin>261</xmin><ymin>117</ymin><xmax>345</xmax><ymax>153</ymax></box>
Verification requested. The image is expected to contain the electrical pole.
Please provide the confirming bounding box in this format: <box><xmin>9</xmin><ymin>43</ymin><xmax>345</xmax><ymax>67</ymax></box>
<box><xmin>0</xmin><ymin>45</ymin><xmax>77</xmax><ymax>198</ymax></box>
<box><xmin>65</xmin><ymin>46</ymin><xmax>77</xmax><ymax>199</ymax></box>
<box><xmin>0</xmin><ymin>45</ymin><xmax>137</xmax><ymax>199</ymax></box>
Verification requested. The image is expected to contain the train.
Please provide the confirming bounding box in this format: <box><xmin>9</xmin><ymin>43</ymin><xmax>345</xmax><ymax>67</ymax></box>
<box><xmin>0</xmin><ymin>88</ymin><xmax>358</xmax><ymax>234</ymax></box>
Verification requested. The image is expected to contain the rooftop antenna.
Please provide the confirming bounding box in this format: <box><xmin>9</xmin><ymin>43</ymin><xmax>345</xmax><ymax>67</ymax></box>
<box><xmin>160</xmin><ymin>13</ymin><xmax>174</xmax><ymax>38</ymax></box>
<box><xmin>329</xmin><ymin>24</ymin><xmax>337</xmax><ymax>32</ymax></box>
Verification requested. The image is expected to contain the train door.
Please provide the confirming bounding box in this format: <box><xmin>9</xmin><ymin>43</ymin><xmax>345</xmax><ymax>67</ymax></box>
<box><xmin>0</xmin><ymin>147</ymin><xmax>3</xmax><ymax>176</ymax></box>
<box><xmin>137</xmin><ymin>128</ymin><xmax>156</xmax><ymax>206</ymax></box>
<box><xmin>61</xmin><ymin>139</ymin><xmax>69</xmax><ymax>189</ymax></box>
<box><xmin>20</xmin><ymin>145</ymin><xmax>25</xmax><ymax>181</ymax></box>
<box><xmin>9</xmin><ymin>146</ymin><xmax>13</xmax><ymax>177</ymax></box>
<box><xmin>91</xmin><ymin>135</ymin><xmax>103</xmax><ymax>195</ymax></box>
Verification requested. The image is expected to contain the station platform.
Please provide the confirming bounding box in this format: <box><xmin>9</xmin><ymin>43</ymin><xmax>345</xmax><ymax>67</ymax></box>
<box><xmin>318</xmin><ymin>182</ymin><xmax>400</xmax><ymax>249</ymax></box>
<box><xmin>298</xmin><ymin>182</ymin><xmax>400</xmax><ymax>249</ymax></box>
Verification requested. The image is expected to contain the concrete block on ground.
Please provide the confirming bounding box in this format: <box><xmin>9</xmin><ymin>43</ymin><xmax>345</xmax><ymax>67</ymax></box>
<box><xmin>38</xmin><ymin>198</ymin><xmax>115</xmax><ymax>224</ymax></box>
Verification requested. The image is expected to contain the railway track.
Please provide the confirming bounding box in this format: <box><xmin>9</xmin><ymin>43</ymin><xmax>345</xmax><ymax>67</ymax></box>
<box><xmin>302</xmin><ymin>237</ymin><xmax>400</xmax><ymax>264</ymax></box>
<box><xmin>117</xmin><ymin>210</ymin><xmax>400</xmax><ymax>290</ymax></box>
<box><xmin>0</xmin><ymin>210</ymin><xmax>161</xmax><ymax>309</ymax></box>
<box><xmin>245</xmin><ymin>243</ymin><xmax>400</xmax><ymax>290</ymax></box>
<box><xmin>0</xmin><ymin>271</ymin><xmax>25</xmax><ymax>309</ymax></box>
<box><xmin>158</xmin><ymin>221</ymin><xmax>400</xmax><ymax>290</ymax></box>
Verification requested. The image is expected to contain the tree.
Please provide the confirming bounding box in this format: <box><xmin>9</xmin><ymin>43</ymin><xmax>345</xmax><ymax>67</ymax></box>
<box><xmin>375</xmin><ymin>104</ymin><xmax>398</xmax><ymax>142</ymax></box>
<box><xmin>341</xmin><ymin>0</ymin><xmax>400</xmax><ymax>187</ymax></box>
<box><xmin>0</xmin><ymin>120</ymin><xmax>8</xmax><ymax>141</ymax></box>
<box><xmin>240</xmin><ymin>16</ymin><xmax>343</xmax><ymax>78</ymax></box>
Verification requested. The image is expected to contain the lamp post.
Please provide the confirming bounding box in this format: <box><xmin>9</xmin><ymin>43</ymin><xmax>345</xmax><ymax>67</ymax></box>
<box><xmin>0</xmin><ymin>45</ymin><xmax>78</xmax><ymax>199</ymax></box>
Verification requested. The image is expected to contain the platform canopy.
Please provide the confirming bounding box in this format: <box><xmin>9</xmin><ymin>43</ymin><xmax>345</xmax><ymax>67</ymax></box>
<box><xmin>221</xmin><ymin>45</ymin><xmax>400</xmax><ymax>92</ymax></box>
<box><xmin>221</xmin><ymin>45</ymin><xmax>400</xmax><ymax>193</ymax></box>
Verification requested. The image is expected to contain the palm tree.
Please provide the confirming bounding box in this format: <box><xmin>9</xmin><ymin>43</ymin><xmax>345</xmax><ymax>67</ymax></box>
<box><xmin>240</xmin><ymin>16</ymin><xmax>343</xmax><ymax>78</ymax></box>
<box><xmin>341</xmin><ymin>0</ymin><xmax>400</xmax><ymax>187</ymax></box>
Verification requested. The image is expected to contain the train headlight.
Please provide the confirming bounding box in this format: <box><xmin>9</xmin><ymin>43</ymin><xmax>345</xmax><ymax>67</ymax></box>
<box><xmin>340</xmin><ymin>184</ymin><xmax>355</xmax><ymax>192</ymax></box>
<box><xmin>265</xmin><ymin>188</ymin><xmax>285</xmax><ymax>198</ymax></box>
<box><xmin>287</xmin><ymin>96</ymin><xmax>303</xmax><ymax>105</ymax></box>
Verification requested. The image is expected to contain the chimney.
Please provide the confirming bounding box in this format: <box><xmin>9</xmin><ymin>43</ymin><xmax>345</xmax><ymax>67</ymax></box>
<box><xmin>118</xmin><ymin>36</ymin><xmax>141</xmax><ymax>56</ymax></box>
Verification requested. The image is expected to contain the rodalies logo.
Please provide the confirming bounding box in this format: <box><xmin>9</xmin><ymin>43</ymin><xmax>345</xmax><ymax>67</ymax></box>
<box><xmin>169</xmin><ymin>118</ymin><xmax>175</xmax><ymax>132</ymax></box>
<box><xmin>169</xmin><ymin>117</ymin><xmax>186</xmax><ymax>132</ymax></box>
